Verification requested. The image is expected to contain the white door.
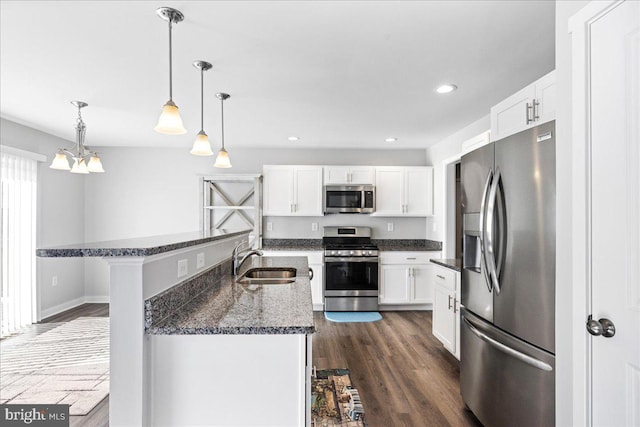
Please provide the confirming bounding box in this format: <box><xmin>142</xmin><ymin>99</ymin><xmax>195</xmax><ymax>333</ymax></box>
<box><xmin>405</xmin><ymin>167</ymin><xmax>433</xmax><ymax>216</ymax></box>
<box><xmin>293</xmin><ymin>167</ymin><xmax>322</xmax><ymax>216</ymax></box>
<box><xmin>263</xmin><ymin>166</ymin><xmax>293</xmax><ymax>216</ymax></box>
<box><xmin>410</xmin><ymin>265</ymin><xmax>434</xmax><ymax>303</ymax></box>
<box><xmin>379</xmin><ymin>265</ymin><xmax>410</xmax><ymax>304</ymax></box>
<box><xmin>589</xmin><ymin>1</ymin><xmax>640</xmax><ymax>425</ymax></box>
<box><xmin>349</xmin><ymin>166</ymin><xmax>375</xmax><ymax>184</ymax></box>
<box><xmin>374</xmin><ymin>167</ymin><xmax>404</xmax><ymax>216</ymax></box>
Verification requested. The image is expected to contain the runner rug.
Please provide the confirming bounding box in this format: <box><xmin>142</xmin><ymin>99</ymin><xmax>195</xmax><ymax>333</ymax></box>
<box><xmin>0</xmin><ymin>317</ymin><xmax>109</xmax><ymax>415</ymax></box>
<box><xmin>312</xmin><ymin>368</ymin><xmax>367</xmax><ymax>426</ymax></box>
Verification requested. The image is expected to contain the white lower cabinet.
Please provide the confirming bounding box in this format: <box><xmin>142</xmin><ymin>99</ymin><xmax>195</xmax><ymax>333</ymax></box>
<box><xmin>431</xmin><ymin>263</ymin><xmax>461</xmax><ymax>359</ymax></box>
<box><xmin>379</xmin><ymin>252</ymin><xmax>440</xmax><ymax>307</ymax></box>
<box><xmin>261</xmin><ymin>250</ymin><xmax>323</xmax><ymax>311</ymax></box>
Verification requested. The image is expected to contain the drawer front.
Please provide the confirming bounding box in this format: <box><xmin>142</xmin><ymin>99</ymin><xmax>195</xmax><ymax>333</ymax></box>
<box><xmin>433</xmin><ymin>265</ymin><xmax>456</xmax><ymax>291</ymax></box>
<box><xmin>379</xmin><ymin>252</ymin><xmax>436</xmax><ymax>265</ymax></box>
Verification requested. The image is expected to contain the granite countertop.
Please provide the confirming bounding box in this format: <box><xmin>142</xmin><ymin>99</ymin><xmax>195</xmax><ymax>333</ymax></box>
<box><xmin>374</xmin><ymin>239</ymin><xmax>442</xmax><ymax>252</ymax></box>
<box><xmin>261</xmin><ymin>238</ymin><xmax>442</xmax><ymax>252</ymax></box>
<box><xmin>36</xmin><ymin>229</ymin><xmax>251</xmax><ymax>258</ymax></box>
<box><xmin>430</xmin><ymin>258</ymin><xmax>462</xmax><ymax>272</ymax></box>
<box><xmin>146</xmin><ymin>256</ymin><xmax>314</xmax><ymax>335</ymax></box>
<box><xmin>262</xmin><ymin>239</ymin><xmax>323</xmax><ymax>251</ymax></box>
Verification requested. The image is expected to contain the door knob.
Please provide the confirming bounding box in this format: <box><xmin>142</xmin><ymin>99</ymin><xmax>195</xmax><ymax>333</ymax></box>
<box><xmin>586</xmin><ymin>315</ymin><xmax>616</xmax><ymax>338</ymax></box>
<box><xmin>586</xmin><ymin>315</ymin><xmax>602</xmax><ymax>336</ymax></box>
<box><xmin>599</xmin><ymin>318</ymin><xmax>616</xmax><ymax>338</ymax></box>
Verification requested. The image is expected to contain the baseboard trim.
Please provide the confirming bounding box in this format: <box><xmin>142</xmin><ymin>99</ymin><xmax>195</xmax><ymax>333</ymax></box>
<box><xmin>39</xmin><ymin>296</ymin><xmax>109</xmax><ymax>321</ymax></box>
<box><xmin>84</xmin><ymin>296</ymin><xmax>109</xmax><ymax>303</ymax></box>
<box><xmin>379</xmin><ymin>303</ymin><xmax>432</xmax><ymax>311</ymax></box>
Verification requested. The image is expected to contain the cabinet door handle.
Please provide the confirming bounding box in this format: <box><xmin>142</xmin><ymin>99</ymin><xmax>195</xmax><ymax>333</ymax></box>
<box><xmin>533</xmin><ymin>99</ymin><xmax>540</xmax><ymax>121</ymax></box>
<box><xmin>448</xmin><ymin>295</ymin><xmax>453</xmax><ymax>310</ymax></box>
<box><xmin>406</xmin><ymin>257</ymin><xmax>417</xmax><ymax>260</ymax></box>
<box><xmin>436</xmin><ymin>274</ymin><xmax>446</xmax><ymax>280</ymax></box>
<box><xmin>453</xmin><ymin>298</ymin><xmax>458</xmax><ymax>313</ymax></box>
<box><xmin>526</xmin><ymin>102</ymin><xmax>534</xmax><ymax>124</ymax></box>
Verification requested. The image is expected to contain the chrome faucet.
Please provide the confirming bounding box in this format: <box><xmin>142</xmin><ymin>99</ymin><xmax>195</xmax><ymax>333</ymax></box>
<box><xmin>232</xmin><ymin>241</ymin><xmax>263</xmax><ymax>276</ymax></box>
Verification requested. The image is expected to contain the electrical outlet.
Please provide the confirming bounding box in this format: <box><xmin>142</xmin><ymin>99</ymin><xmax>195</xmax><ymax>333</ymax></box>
<box><xmin>311</xmin><ymin>222</ymin><xmax>318</xmax><ymax>232</ymax></box>
<box><xmin>267</xmin><ymin>222</ymin><xmax>273</xmax><ymax>231</ymax></box>
<box><xmin>387</xmin><ymin>223</ymin><xmax>394</xmax><ymax>232</ymax></box>
<box><xmin>197</xmin><ymin>253</ymin><xmax>205</xmax><ymax>269</ymax></box>
<box><xmin>52</xmin><ymin>276</ymin><xmax>58</xmax><ymax>286</ymax></box>
<box><xmin>177</xmin><ymin>259</ymin><xmax>188</xmax><ymax>278</ymax></box>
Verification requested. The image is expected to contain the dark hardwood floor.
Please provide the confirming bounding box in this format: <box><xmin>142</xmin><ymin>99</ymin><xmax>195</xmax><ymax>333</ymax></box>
<box><xmin>13</xmin><ymin>305</ymin><xmax>479</xmax><ymax>426</ymax></box>
<box><xmin>312</xmin><ymin>311</ymin><xmax>482</xmax><ymax>427</ymax></box>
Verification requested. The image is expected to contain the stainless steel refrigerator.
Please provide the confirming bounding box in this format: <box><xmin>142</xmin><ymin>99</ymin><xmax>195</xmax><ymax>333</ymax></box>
<box><xmin>460</xmin><ymin>121</ymin><xmax>555</xmax><ymax>427</ymax></box>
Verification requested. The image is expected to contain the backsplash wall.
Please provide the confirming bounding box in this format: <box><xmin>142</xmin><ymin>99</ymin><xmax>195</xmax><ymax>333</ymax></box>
<box><xmin>263</xmin><ymin>215</ymin><xmax>426</xmax><ymax>239</ymax></box>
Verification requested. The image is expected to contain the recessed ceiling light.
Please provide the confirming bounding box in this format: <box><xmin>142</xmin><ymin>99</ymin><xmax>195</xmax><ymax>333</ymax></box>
<box><xmin>288</xmin><ymin>136</ymin><xmax>299</xmax><ymax>141</ymax></box>
<box><xmin>385</xmin><ymin>138</ymin><xmax>397</xmax><ymax>142</ymax></box>
<box><xmin>436</xmin><ymin>84</ymin><xmax>458</xmax><ymax>94</ymax></box>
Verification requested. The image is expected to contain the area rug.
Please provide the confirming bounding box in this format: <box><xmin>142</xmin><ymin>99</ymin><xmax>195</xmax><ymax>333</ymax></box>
<box><xmin>312</xmin><ymin>368</ymin><xmax>367</xmax><ymax>426</ymax></box>
<box><xmin>0</xmin><ymin>317</ymin><xmax>109</xmax><ymax>415</ymax></box>
<box><xmin>324</xmin><ymin>312</ymin><xmax>382</xmax><ymax>323</ymax></box>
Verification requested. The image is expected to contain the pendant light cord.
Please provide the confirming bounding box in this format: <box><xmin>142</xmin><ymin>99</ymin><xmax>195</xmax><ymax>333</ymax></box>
<box><xmin>168</xmin><ymin>20</ymin><xmax>173</xmax><ymax>101</ymax></box>
<box><xmin>220</xmin><ymin>97</ymin><xmax>225</xmax><ymax>149</ymax></box>
<box><xmin>200</xmin><ymin>68</ymin><xmax>204</xmax><ymax>131</ymax></box>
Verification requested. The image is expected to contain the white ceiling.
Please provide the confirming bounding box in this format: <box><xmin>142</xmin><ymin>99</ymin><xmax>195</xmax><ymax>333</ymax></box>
<box><xmin>0</xmin><ymin>1</ymin><xmax>555</xmax><ymax>150</ymax></box>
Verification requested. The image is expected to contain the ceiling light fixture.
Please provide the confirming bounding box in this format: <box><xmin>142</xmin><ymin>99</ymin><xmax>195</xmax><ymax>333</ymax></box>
<box><xmin>436</xmin><ymin>84</ymin><xmax>458</xmax><ymax>94</ymax></box>
<box><xmin>288</xmin><ymin>136</ymin><xmax>300</xmax><ymax>141</ymax></box>
<box><xmin>49</xmin><ymin>101</ymin><xmax>104</xmax><ymax>174</ymax></box>
<box><xmin>190</xmin><ymin>61</ymin><xmax>214</xmax><ymax>156</ymax></box>
<box><xmin>213</xmin><ymin>93</ymin><xmax>232</xmax><ymax>168</ymax></box>
<box><xmin>154</xmin><ymin>7</ymin><xmax>186</xmax><ymax>135</ymax></box>
<box><xmin>385</xmin><ymin>137</ymin><xmax>397</xmax><ymax>142</ymax></box>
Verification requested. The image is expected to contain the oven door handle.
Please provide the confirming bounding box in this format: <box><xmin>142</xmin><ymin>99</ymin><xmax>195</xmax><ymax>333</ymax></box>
<box><xmin>324</xmin><ymin>257</ymin><xmax>379</xmax><ymax>263</ymax></box>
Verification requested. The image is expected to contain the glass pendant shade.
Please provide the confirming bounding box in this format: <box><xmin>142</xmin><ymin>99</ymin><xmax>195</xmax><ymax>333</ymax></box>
<box><xmin>191</xmin><ymin>131</ymin><xmax>214</xmax><ymax>156</ymax></box>
<box><xmin>154</xmin><ymin>101</ymin><xmax>187</xmax><ymax>135</ymax></box>
<box><xmin>70</xmin><ymin>158</ymin><xmax>90</xmax><ymax>174</ymax></box>
<box><xmin>87</xmin><ymin>156</ymin><xmax>105</xmax><ymax>173</ymax></box>
<box><xmin>214</xmin><ymin>148</ymin><xmax>232</xmax><ymax>168</ymax></box>
<box><xmin>50</xmin><ymin>151</ymin><xmax>71</xmax><ymax>170</ymax></box>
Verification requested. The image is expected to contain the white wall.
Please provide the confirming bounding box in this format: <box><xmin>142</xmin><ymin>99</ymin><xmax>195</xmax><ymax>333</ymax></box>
<box><xmin>424</xmin><ymin>115</ymin><xmax>490</xmax><ymax>256</ymax></box>
<box><xmin>0</xmin><ymin>118</ymin><xmax>86</xmax><ymax>318</ymax></box>
<box><xmin>555</xmin><ymin>1</ymin><xmax>589</xmax><ymax>426</ymax></box>
<box><xmin>82</xmin><ymin>146</ymin><xmax>428</xmax><ymax>299</ymax></box>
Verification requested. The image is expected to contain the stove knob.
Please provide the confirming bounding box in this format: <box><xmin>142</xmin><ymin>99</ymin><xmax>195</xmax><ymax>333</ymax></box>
<box><xmin>350</xmin><ymin>250</ymin><xmax>354</xmax><ymax>255</ymax></box>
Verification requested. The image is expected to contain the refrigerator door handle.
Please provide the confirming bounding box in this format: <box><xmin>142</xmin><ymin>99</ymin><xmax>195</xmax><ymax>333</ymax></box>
<box><xmin>478</xmin><ymin>169</ymin><xmax>494</xmax><ymax>292</ymax></box>
<box><xmin>486</xmin><ymin>168</ymin><xmax>502</xmax><ymax>295</ymax></box>
<box><xmin>463</xmin><ymin>317</ymin><xmax>553</xmax><ymax>372</ymax></box>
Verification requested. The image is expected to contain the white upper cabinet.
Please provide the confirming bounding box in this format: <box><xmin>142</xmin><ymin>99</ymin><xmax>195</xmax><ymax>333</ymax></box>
<box><xmin>374</xmin><ymin>166</ymin><xmax>433</xmax><ymax>217</ymax></box>
<box><xmin>263</xmin><ymin>165</ymin><xmax>323</xmax><ymax>216</ymax></box>
<box><xmin>490</xmin><ymin>70</ymin><xmax>556</xmax><ymax>141</ymax></box>
<box><xmin>323</xmin><ymin>166</ymin><xmax>375</xmax><ymax>185</ymax></box>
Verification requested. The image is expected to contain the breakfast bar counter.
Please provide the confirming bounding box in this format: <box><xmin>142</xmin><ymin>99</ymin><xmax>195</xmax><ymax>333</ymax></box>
<box><xmin>145</xmin><ymin>256</ymin><xmax>314</xmax><ymax>335</ymax></box>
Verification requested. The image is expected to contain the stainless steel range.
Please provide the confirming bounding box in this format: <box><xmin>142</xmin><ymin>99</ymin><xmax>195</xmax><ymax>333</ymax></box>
<box><xmin>323</xmin><ymin>226</ymin><xmax>379</xmax><ymax>312</ymax></box>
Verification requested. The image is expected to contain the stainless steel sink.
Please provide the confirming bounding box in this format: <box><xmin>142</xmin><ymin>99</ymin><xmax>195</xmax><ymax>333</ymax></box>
<box><xmin>236</xmin><ymin>267</ymin><xmax>297</xmax><ymax>285</ymax></box>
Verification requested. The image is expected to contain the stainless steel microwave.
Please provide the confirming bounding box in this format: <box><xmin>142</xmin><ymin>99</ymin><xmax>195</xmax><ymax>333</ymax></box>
<box><xmin>324</xmin><ymin>185</ymin><xmax>375</xmax><ymax>214</ymax></box>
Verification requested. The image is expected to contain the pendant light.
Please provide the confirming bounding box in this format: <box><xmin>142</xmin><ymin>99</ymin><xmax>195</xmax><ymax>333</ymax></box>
<box><xmin>190</xmin><ymin>61</ymin><xmax>214</xmax><ymax>156</ymax></box>
<box><xmin>154</xmin><ymin>7</ymin><xmax>186</xmax><ymax>135</ymax></box>
<box><xmin>213</xmin><ymin>93</ymin><xmax>232</xmax><ymax>168</ymax></box>
<box><xmin>49</xmin><ymin>101</ymin><xmax>105</xmax><ymax>174</ymax></box>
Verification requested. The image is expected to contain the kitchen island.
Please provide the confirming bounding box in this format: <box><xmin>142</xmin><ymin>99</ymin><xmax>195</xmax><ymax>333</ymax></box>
<box><xmin>37</xmin><ymin>230</ymin><xmax>314</xmax><ymax>426</ymax></box>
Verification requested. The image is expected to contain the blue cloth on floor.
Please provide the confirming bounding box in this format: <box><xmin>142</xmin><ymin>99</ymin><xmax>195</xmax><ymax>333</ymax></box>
<box><xmin>324</xmin><ymin>311</ymin><xmax>382</xmax><ymax>323</ymax></box>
